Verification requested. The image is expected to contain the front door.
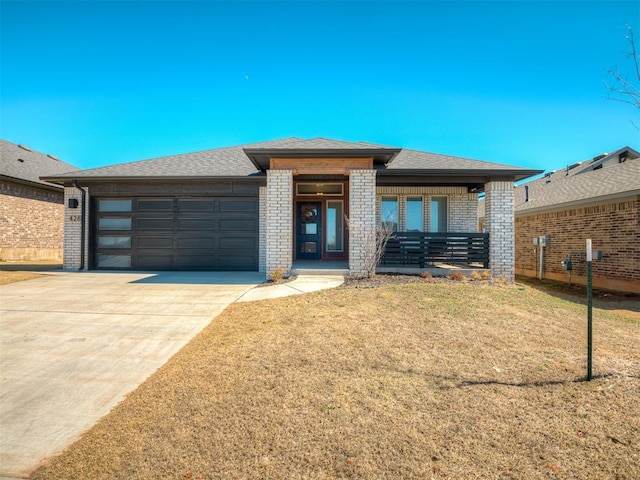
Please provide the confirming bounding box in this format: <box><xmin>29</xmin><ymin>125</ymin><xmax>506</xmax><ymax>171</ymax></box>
<box><xmin>296</xmin><ymin>202</ymin><xmax>322</xmax><ymax>259</ymax></box>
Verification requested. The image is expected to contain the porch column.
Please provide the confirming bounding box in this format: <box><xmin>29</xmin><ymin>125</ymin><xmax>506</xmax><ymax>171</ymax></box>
<box><xmin>349</xmin><ymin>169</ymin><xmax>377</xmax><ymax>275</ymax></box>
<box><xmin>485</xmin><ymin>180</ymin><xmax>515</xmax><ymax>282</ymax></box>
<box><xmin>265</xmin><ymin>169</ymin><xmax>293</xmax><ymax>276</ymax></box>
<box><xmin>63</xmin><ymin>185</ymin><xmax>90</xmax><ymax>271</ymax></box>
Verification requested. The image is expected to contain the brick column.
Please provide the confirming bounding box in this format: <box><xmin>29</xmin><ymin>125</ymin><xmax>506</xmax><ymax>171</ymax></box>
<box><xmin>258</xmin><ymin>185</ymin><xmax>267</xmax><ymax>273</ymax></box>
<box><xmin>485</xmin><ymin>180</ymin><xmax>515</xmax><ymax>282</ymax></box>
<box><xmin>349</xmin><ymin>169</ymin><xmax>377</xmax><ymax>275</ymax></box>
<box><xmin>265</xmin><ymin>170</ymin><xmax>293</xmax><ymax>276</ymax></box>
<box><xmin>63</xmin><ymin>186</ymin><xmax>90</xmax><ymax>271</ymax></box>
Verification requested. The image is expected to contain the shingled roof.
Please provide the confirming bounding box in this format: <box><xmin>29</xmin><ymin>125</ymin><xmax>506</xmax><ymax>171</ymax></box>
<box><xmin>479</xmin><ymin>146</ymin><xmax>640</xmax><ymax>218</ymax></box>
<box><xmin>43</xmin><ymin>137</ymin><xmax>540</xmax><ymax>183</ymax></box>
<box><xmin>1</xmin><ymin>139</ymin><xmax>78</xmax><ymax>189</ymax></box>
<box><xmin>514</xmin><ymin>150</ymin><xmax>640</xmax><ymax>214</ymax></box>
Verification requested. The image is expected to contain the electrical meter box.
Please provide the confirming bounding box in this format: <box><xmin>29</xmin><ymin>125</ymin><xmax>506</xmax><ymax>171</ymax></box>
<box><xmin>539</xmin><ymin>236</ymin><xmax>549</xmax><ymax>247</ymax></box>
<box><xmin>561</xmin><ymin>260</ymin><xmax>573</xmax><ymax>271</ymax></box>
<box><xmin>533</xmin><ymin>237</ymin><xmax>539</xmax><ymax>246</ymax></box>
<box><xmin>593</xmin><ymin>250</ymin><xmax>603</xmax><ymax>260</ymax></box>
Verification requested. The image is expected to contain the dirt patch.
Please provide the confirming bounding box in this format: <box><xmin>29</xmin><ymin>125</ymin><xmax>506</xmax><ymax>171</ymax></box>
<box><xmin>35</xmin><ymin>282</ymin><xmax>639</xmax><ymax>480</ymax></box>
<box><xmin>0</xmin><ymin>271</ymin><xmax>45</xmax><ymax>285</ymax></box>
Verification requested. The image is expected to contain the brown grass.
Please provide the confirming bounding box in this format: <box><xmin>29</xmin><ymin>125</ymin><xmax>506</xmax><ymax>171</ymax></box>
<box><xmin>0</xmin><ymin>271</ymin><xmax>44</xmax><ymax>285</ymax></box>
<box><xmin>35</xmin><ymin>281</ymin><xmax>639</xmax><ymax>479</ymax></box>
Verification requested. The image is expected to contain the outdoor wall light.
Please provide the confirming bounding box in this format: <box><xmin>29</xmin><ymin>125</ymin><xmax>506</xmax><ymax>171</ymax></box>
<box><xmin>68</xmin><ymin>198</ymin><xmax>79</xmax><ymax>209</ymax></box>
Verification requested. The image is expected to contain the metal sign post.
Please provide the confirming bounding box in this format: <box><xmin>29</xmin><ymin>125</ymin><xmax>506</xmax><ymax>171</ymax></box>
<box><xmin>586</xmin><ymin>239</ymin><xmax>593</xmax><ymax>381</ymax></box>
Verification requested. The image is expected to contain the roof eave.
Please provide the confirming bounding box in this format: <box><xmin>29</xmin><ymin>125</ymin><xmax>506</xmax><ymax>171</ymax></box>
<box><xmin>243</xmin><ymin>147</ymin><xmax>402</xmax><ymax>171</ymax></box>
<box><xmin>2</xmin><ymin>174</ymin><xmax>63</xmax><ymax>191</ymax></box>
<box><xmin>378</xmin><ymin>168</ymin><xmax>543</xmax><ymax>182</ymax></box>
<box><xmin>514</xmin><ymin>190</ymin><xmax>640</xmax><ymax>216</ymax></box>
<box><xmin>41</xmin><ymin>174</ymin><xmax>267</xmax><ymax>186</ymax></box>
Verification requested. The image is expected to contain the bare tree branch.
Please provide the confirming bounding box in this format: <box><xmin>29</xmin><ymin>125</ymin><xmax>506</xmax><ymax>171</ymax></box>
<box><xmin>604</xmin><ymin>24</ymin><xmax>640</xmax><ymax>127</ymax></box>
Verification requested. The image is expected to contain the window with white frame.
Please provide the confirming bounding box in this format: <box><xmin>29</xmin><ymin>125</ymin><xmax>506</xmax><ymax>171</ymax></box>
<box><xmin>380</xmin><ymin>196</ymin><xmax>398</xmax><ymax>231</ymax></box>
<box><xmin>430</xmin><ymin>196</ymin><xmax>448</xmax><ymax>232</ymax></box>
<box><xmin>405</xmin><ymin>197</ymin><xmax>423</xmax><ymax>232</ymax></box>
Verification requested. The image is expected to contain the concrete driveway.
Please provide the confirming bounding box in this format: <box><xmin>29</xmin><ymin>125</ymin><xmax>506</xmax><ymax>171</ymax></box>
<box><xmin>0</xmin><ymin>271</ymin><xmax>263</xmax><ymax>479</ymax></box>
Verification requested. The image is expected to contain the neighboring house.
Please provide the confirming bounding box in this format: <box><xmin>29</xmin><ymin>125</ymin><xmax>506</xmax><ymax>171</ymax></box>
<box><xmin>479</xmin><ymin>146</ymin><xmax>640</xmax><ymax>293</ymax></box>
<box><xmin>1</xmin><ymin>139</ymin><xmax>78</xmax><ymax>261</ymax></box>
<box><xmin>43</xmin><ymin>137</ymin><xmax>540</xmax><ymax>280</ymax></box>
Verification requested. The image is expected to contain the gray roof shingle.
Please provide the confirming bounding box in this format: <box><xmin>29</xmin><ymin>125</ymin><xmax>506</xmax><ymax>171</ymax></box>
<box><xmin>0</xmin><ymin>139</ymin><xmax>78</xmax><ymax>189</ymax></box>
<box><xmin>43</xmin><ymin>137</ymin><xmax>540</xmax><ymax>182</ymax></box>
<box><xmin>514</xmin><ymin>157</ymin><xmax>640</xmax><ymax>214</ymax></box>
<box><xmin>478</xmin><ymin>147</ymin><xmax>640</xmax><ymax>218</ymax></box>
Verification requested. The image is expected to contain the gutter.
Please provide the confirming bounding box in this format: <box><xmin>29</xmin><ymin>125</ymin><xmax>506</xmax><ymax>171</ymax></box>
<box><xmin>71</xmin><ymin>180</ymin><xmax>86</xmax><ymax>271</ymax></box>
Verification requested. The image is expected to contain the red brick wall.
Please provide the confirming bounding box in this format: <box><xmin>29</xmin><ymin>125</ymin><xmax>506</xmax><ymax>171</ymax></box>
<box><xmin>515</xmin><ymin>196</ymin><xmax>640</xmax><ymax>293</ymax></box>
<box><xmin>0</xmin><ymin>179</ymin><xmax>65</xmax><ymax>261</ymax></box>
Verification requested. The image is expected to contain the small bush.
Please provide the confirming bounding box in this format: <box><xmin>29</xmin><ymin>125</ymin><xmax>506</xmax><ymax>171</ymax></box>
<box><xmin>481</xmin><ymin>270</ymin><xmax>491</xmax><ymax>280</ymax></box>
<box><xmin>450</xmin><ymin>271</ymin><xmax>466</xmax><ymax>282</ymax></box>
<box><xmin>269</xmin><ymin>268</ymin><xmax>286</xmax><ymax>282</ymax></box>
<box><xmin>420</xmin><ymin>271</ymin><xmax>433</xmax><ymax>279</ymax></box>
<box><xmin>471</xmin><ymin>270</ymin><xmax>482</xmax><ymax>281</ymax></box>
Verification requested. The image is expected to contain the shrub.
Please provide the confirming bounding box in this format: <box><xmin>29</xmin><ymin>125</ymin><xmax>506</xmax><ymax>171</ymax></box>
<box><xmin>481</xmin><ymin>270</ymin><xmax>491</xmax><ymax>280</ymax></box>
<box><xmin>471</xmin><ymin>270</ymin><xmax>482</xmax><ymax>281</ymax></box>
<box><xmin>269</xmin><ymin>268</ymin><xmax>286</xmax><ymax>282</ymax></box>
<box><xmin>450</xmin><ymin>271</ymin><xmax>466</xmax><ymax>282</ymax></box>
<box><xmin>420</xmin><ymin>271</ymin><xmax>433</xmax><ymax>279</ymax></box>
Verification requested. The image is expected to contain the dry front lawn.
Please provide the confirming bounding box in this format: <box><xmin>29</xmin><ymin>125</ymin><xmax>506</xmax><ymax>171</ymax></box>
<box><xmin>0</xmin><ymin>271</ymin><xmax>44</xmax><ymax>285</ymax></box>
<box><xmin>36</xmin><ymin>281</ymin><xmax>639</xmax><ymax>479</ymax></box>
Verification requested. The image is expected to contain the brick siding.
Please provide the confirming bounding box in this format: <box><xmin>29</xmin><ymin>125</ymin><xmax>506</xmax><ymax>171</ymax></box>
<box><xmin>485</xmin><ymin>180</ymin><xmax>515</xmax><ymax>282</ymax></box>
<box><xmin>349</xmin><ymin>169</ymin><xmax>377</xmax><ymax>275</ymax></box>
<box><xmin>515</xmin><ymin>196</ymin><xmax>640</xmax><ymax>293</ymax></box>
<box><xmin>63</xmin><ymin>186</ymin><xmax>90</xmax><ymax>270</ymax></box>
<box><xmin>258</xmin><ymin>185</ymin><xmax>267</xmax><ymax>273</ymax></box>
<box><xmin>0</xmin><ymin>179</ymin><xmax>64</xmax><ymax>261</ymax></box>
<box><xmin>265</xmin><ymin>170</ymin><xmax>293</xmax><ymax>276</ymax></box>
<box><xmin>376</xmin><ymin>186</ymin><xmax>478</xmax><ymax>232</ymax></box>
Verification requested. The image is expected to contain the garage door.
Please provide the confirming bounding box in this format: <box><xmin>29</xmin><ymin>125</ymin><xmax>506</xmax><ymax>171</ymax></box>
<box><xmin>94</xmin><ymin>197</ymin><xmax>258</xmax><ymax>271</ymax></box>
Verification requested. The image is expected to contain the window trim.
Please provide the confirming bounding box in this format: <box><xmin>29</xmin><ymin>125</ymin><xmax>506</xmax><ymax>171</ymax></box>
<box><xmin>430</xmin><ymin>196</ymin><xmax>448</xmax><ymax>233</ymax></box>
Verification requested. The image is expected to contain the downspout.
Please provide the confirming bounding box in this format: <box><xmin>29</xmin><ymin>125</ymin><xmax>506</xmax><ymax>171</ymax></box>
<box><xmin>71</xmin><ymin>180</ymin><xmax>86</xmax><ymax>271</ymax></box>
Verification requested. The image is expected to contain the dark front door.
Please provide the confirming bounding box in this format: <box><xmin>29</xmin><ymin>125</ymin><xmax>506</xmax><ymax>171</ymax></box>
<box><xmin>296</xmin><ymin>202</ymin><xmax>322</xmax><ymax>259</ymax></box>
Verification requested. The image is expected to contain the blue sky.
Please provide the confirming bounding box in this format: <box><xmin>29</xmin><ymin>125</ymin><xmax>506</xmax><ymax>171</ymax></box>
<box><xmin>1</xmin><ymin>0</ymin><xmax>639</xmax><ymax>173</ymax></box>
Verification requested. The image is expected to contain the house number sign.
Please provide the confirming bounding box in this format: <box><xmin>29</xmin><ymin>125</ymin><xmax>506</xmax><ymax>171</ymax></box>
<box><xmin>69</xmin><ymin>215</ymin><xmax>82</xmax><ymax>222</ymax></box>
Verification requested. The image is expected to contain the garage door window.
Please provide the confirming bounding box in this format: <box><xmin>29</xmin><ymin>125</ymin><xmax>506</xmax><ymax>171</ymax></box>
<box><xmin>98</xmin><ymin>217</ymin><xmax>132</xmax><ymax>231</ymax></box>
<box><xmin>98</xmin><ymin>199</ymin><xmax>132</xmax><ymax>212</ymax></box>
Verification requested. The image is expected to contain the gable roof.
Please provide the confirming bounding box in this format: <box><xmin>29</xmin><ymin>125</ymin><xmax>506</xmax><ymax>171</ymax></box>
<box><xmin>43</xmin><ymin>137</ymin><xmax>541</xmax><ymax>185</ymax></box>
<box><xmin>1</xmin><ymin>139</ymin><xmax>78</xmax><ymax>190</ymax></box>
<box><xmin>479</xmin><ymin>146</ymin><xmax>640</xmax><ymax>218</ymax></box>
<box><xmin>514</xmin><ymin>152</ymin><xmax>640</xmax><ymax>214</ymax></box>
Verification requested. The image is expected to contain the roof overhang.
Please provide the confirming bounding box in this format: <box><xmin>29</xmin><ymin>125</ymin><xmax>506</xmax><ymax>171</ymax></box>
<box><xmin>40</xmin><ymin>174</ymin><xmax>267</xmax><ymax>187</ymax></box>
<box><xmin>243</xmin><ymin>147</ymin><xmax>401</xmax><ymax>171</ymax></box>
<box><xmin>2</xmin><ymin>174</ymin><xmax>63</xmax><ymax>191</ymax></box>
<box><xmin>377</xmin><ymin>168</ymin><xmax>543</xmax><ymax>185</ymax></box>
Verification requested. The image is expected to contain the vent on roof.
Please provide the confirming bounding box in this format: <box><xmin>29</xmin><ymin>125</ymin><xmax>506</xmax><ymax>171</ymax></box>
<box><xmin>618</xmin><ymin>150</ymin><xmax>629</xmax><ymax>163</ymax></box>
<box><xmin>593</xmin><ymin>164</ymin><xmax>603</xmax><ymax>171</ymax></box>
<box><xmin>565</xmin><ymin>162</ymin><xmax>581</xmax><ymax>175</ymax></box>
<box><xmin>590</xmin><ymin>153</ymin><xmax>607</xmax><ymax>163</ymax></box>
<box><xmin>17</xmin><ymin>158</ymin><xmax>25</xmax><ymax>163</ymax></box>
<box><xmin>18</xmin><ymin>144</ymin><xmax>32</xmax><ymax>152</ymax></box>
<box><xmin>47</xmin><ymin>154</ymin><xmax>59</xmax><ymax>161</ymax></box>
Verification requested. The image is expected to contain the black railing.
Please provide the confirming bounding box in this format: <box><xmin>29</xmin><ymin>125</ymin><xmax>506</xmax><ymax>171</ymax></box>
<box><xmin>381</xmin><ymin>232</ymin><xmax>489</xmax><ymax>268</ymax></box>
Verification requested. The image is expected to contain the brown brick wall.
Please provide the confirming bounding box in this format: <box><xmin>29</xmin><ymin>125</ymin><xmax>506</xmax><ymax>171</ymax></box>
<box><xmin>0</xmin><ymin>179</ymin><xmax>65</xmax><ymax>261</ymax></box>
<box><xmin>515</xmin><ymin>196</ymin><xmax>640</xmax><ymax>293</ymax></box>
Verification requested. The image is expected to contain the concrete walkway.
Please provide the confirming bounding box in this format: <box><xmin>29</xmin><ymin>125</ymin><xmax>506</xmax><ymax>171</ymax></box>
<box><xmin>237</xmin><ymin>275</ymin><xmax>344</xmax><ymax>302</ymax></box>
<box><xmin>0</xmin><ymin>271</ymin><xmax>343</xmax><ymax>479</ymax></box>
